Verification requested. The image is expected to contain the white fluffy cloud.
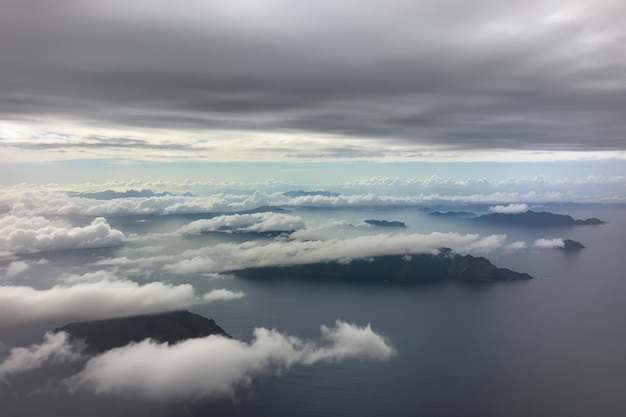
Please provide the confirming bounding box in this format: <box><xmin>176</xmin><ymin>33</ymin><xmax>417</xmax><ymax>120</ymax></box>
<box><xmin>506</xmin><ymin>241</ymin><xmax>528</xmax><ymax>251</ymax></box>
<box><xmin>0</xmin><ymin>271</ymin><xmax>244</xmax><ymax>328</ymax></box>
<box><xmin>66</xmin><ymin>320</ymin><xmax>394</xmax><ymax>400</ymax></box>
<box><xmin>177</xmin><ymin>212</ymin><xmax>305</xmax><ymax>234</ymax></box>
<box><xmin>203</xmin><ymin>288</ymin><xmax>245</xmax><ymax>302</ymax></box>
<box><xmin>0</xmin><ymin>331</ymin><xmax>83</xmax><ymax>377</ymax></box>
<box><xmin>533</xmin><ymin>238</ymin><xmax>565</xmax><ymax>248</ymax></box>
<box><xmin>163</xmin><ymin>232</ymin><xmax>509</xmax><ymax>274</ymax></box>
<box><xmin>0</xmin><ymin>216</ymin><xmax>124</xmax><ymax>254</ymax></box>
<box><xmin>488</xmin><ymin>203</ymin><xmax>529</xmax><ymax>214</ymax></box>
<box><xmin>3</xmin><ymin>260</ymin><xmax>31</xmax><ymax>279</ymax></box>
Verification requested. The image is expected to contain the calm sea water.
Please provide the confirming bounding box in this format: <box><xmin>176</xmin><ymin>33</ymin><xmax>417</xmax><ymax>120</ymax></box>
<box><xmin>187</xmin><ymin>206</ymin><xmax>626</xmax><ymax>417</ymax></box>
<box><xmin>4</xmin><ymin>205</ymin><xmax>625</xmax><ymax>417</ymax></box>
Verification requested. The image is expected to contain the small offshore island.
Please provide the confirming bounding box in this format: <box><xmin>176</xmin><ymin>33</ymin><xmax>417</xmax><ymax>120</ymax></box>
<box><xmin>234</xmin><ymin>250</ymin><xmax>532</xmax><ymax>283</ymax></box>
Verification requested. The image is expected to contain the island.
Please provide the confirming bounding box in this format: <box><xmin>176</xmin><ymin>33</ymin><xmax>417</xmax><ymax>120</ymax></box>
<box><xmin>53</xmin><ymin>310</ymin><xmax>231</xmax><ymax>354</ymax></box>
<box><xmin>364</xmin><ymin>219</ymin><xmax>407</xmax><ymax>227</ymax></box>
<box><xmin>473</xmin><ymin>210</ymin><xmax>605</xmax><ymax>226</ymax></box>
<box><xmin>559</xmin><ymin>239</ymin><xmax>586</xmax><ymax>250</ymax></box>
<box><xmin>233</xmin><ymin>250</ymin><xmax>532</xmax><ymax>283</ymax></box>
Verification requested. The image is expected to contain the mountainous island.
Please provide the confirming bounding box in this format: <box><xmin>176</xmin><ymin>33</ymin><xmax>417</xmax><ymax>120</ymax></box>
<box><xmin>233</xmin><ymin>250</ymin><xmax>532</xmax><ymax>283</ymax></box>
<box><xmin>473</xmin><ymin>210</ymin><xmax>605</xmax><ymax>226</ymax></box>
<box><xmin>54</xmin><ymin>310</ymin><xmax>230</xmax><ymax>354</ymax></box>
<box><xmin>364</xmin><ymin>219</ymin><xmax>407</xmax><ymax>227</ymax></box>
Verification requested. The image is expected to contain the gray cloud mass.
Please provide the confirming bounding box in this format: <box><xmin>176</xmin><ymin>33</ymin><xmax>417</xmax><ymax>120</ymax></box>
<box><xmin>1</xmin><ymin>0</ymin><xmax>625</xmax><ymax>152</ymax></box>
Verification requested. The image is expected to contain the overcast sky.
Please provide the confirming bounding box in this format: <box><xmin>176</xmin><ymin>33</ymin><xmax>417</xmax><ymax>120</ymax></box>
<box><xmin>1</xmin><ymin>0</ymin><xmax>625</xmax><ymax>165</ymax></box>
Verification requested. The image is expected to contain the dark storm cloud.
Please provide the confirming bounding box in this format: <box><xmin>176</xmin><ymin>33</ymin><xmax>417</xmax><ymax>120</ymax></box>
<box><xmin>1</xmin><ymin>0</ymin><xmax>625</xmax><ymax>151</ymax></box>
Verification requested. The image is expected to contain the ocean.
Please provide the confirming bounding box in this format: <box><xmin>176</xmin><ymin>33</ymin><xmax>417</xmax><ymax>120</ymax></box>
<box><xmin>2</xmin><ymin>204</ymin><xmax>625</xmax><ymax>417</ymax></box>
<box><xmin>185</xmin><ymin>205</ymin><xmax>626</xmax><ymax>416</ymax></box>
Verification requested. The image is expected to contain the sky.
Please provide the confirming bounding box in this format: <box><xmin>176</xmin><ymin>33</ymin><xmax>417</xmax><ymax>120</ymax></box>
<box><xmin>2</xmin><ymin>2</ymin><xmax>626</xmax><ymax>413</ymax></box>
<box><xmin>1</xmin><ymin>0</ymin><xmax>625</xmax><ymax>180</ymax></box>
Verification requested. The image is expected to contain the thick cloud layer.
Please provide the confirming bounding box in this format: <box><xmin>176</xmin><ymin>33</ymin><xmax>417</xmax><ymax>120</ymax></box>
<box><xmin>1</xmin><ymin>0</ymin><xmax>625</xmax><ymax>161</ymax></box>
<box><xmin>0</xmin><ymin>271</ymin><xmax>244</xmax><ymax>328</ymax></box>
<box><xmin>177</xmin><ymin>212</ymin><xmax>305</xmax><ymax>234</ymax></box>
<box><xmin>67</xmin><ymin>320</ymin><xmax>394</xmax><ymax>400</ymax></box>
<box><xmin>0</xmin><ymin>216</ymin><xmax>124</xmax><ymax>254</ymax></box>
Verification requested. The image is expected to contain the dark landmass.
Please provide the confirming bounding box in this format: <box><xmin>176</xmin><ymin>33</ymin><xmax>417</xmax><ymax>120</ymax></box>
<box><xmin>234</xmin><ymin>206</ymin><xmax>286</xmax><ymax>214</ymax></box>
<box><xmin>365</xmin><ymin>219</ymin><xmax>407</xmax><ymax>227</ymax></box>
<box><xmin>283</xmin><ymin>190</ymin><xmax>340</xmax><ymax>198</ymax></box>
<box><xmin>68</xmin><ymin>189</ymin><xmax>176</xmax><ymax>200</ymax></box>
<box><xmin>418</xmin><ymin>204</ymin><xmax>491</xmax><ymax>213</ymax></box>
<box><xmin>234</xmin><ymin>251</ymin><xmax>532</xmax><ymax>283</ymax></box>
<box><xmin>474</xmin><ymin>210</ymin><xmax>605</xmax><ymax>226</ymax></box>
<box><xmin>560</xmin><ymin>239</ymin><xmax>586</xmax><ymax>250</ymax></box>
<box><xmin>209</xmin><ymin>227</ymin><xmax>295</xmax><ymax>237</ymax></box>
<box><xmin>427</xmin><ymin>211</ymin><xmax>476</xmax><ymax>218</ymax></box>
<box><xmin>54</xmin><ymin>310</ymin><xmax>230</xmax><ymax>354</ymax></box>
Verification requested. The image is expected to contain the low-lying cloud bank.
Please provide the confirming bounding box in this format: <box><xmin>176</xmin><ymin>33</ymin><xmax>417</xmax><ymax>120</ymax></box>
<box><xmin>3</xmin><ymin>177</ymin><xmax>625</xmax><ymax>220</ymax></box>
<box><xmin>4</xmin><ymin>189</ymin><xmax>271</xmax><ymax>217</ymax></box>
<box><xmin>163</xmin><ymin>232</ymin><xmax>509</xmax><ymax>274</ymax></box>
<box><xmin>178</xmin><ymin>212</ymin><xmax>305</xmax><ymax>235</ymax></box>
<box><xmin>0</xmin><ymin>271</ymin><xmax>244</xmax><ymax>328</ymax></box>
<box><xmin>68</xmin><ymin>320</ymin><xmax>394</xmax><ymax>399</ymax></box>
<box><xmin>0</xmin><ymin>216</ymin><xmax>124</xmax><ymax>255</ymax></box>
<box><xmin>1</xmin><ymin>321</ymin><xmax>395</xmax><ymax>400</ymax></box>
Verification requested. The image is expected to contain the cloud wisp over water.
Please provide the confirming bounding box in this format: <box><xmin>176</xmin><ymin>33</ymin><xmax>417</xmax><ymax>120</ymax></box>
<box><xmin>66</xmin><ymin>320</ymin><xmax>395</xmax><ymax>400</ymax></box>
<box><xmin>1</xmin><ymin>320</ymin><xmax>395</xmax><ymax>401</ymax></box>
<box><xmin>162</xmin><ymin>232</ymin><xmax>510</xmax><ymax>275</ymax></box>
<box><xmin>177</xmin><ymin>212</ymin><xmax>306</xmax><ymax>235</ymax></box>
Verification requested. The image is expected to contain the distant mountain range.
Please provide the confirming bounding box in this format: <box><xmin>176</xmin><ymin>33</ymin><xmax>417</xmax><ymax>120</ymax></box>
<box><xmin>233</xmin><ymin>251</ymin><xmax>532</xmax><ymax>283</ymax></box>
<box><xmin>283</xmin><ymin>190</ymin><xmax>340</xmax><ymax>198</ymax></box>
<box><xmin>54</xmin><ymin>310</ymin><xmax>230</xmax><ymax>354</ymax></box>
<box><xmin>473</xmin><ymin>210</ymin><xmax>605</xmax><ymax>226</ymax></box>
